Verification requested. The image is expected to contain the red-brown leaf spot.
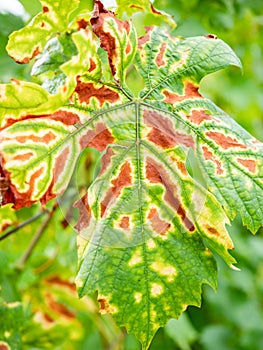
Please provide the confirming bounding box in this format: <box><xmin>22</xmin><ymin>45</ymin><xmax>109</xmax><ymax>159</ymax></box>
<box><xmin>13</xmin><ymin>152</ymin><xmax>34</xmax><ymax>161</ymax></box>
<box><xmin>80</xmin><ymin>122</ymin><xmax>115</xmax><ymax>152</ymax></box>
<box><xmin>163</xmin><ymin>81</ymin><xmax>201</xmax><ymax>104</ymax></box>
<box><xmin>148</xmin><ymin>207</ymin><xmax>171</xmax><ymax>236</ymax></box>
<box><xmin>119</xmin><ymin>216</ymin><xmax>130</xmax><ymax>229</ymax></box>
<box><xmin>237</xmin><ymin>158</ymin><xmax>257</xmax><ymax>173</ymax></box>
<box><xmin>100</xmin><ymin>161</ymin><xmax>132</xmax><ymax>217</ymax></box>
<box><xmin>98</xmin><ymin>297</ymin><xmax>117</xmax><ymax>314</ymax></box>
<box><xmin>14</xmin><ymin>131</ymin><xmax>56</xmax><ymax>144</ymax></box>
<box><xmin>202</xmin><ymin>146</ymin><xmax>224</xmax><ymax>175</ymax></box>
<box><xmin>74</xmin><ymin>78</ymin><xmax>120</xmax><ymax>107</ymax></box>
<box><xmin>0</xmin><ymin>342</ymin><xmax>10</xmax><ymax>350</ymax></box>
<box><xmin>53</xmin><ymin>147</ymin><xmax>70</xmax><ymax>183</ymax></box>
<box><xmin>74</xmin><ymin>193</ymin><xmax>91</xmax><ymax>231</ymax></box>
<box><xmin>50</xmin><ymin>110</ymin><xmax>80</xmax><ymax>125</ymax></box>
<box><xmin>206</xmin><ymin>132</ymin><xmax>248</xmax><ymax>149</ymax></box>
<box><xmin>138</xmin><ymin>26</ymin><xmax>154</xmax><ymax>49</ymax></box>
<box><xmin>77</xmin><ymin>18</ymin><xmax>89</xmax><ymax>30</ymax></box>
<box><xmin>45</xmin><ymin>276</ymin><xmax>76</xmax><ymax>292</ymax></box>
<box><xmin>16</xmin><ymin>46</ymin><xmax>41</xmax><ymax>64</ymax></box>
<box><xmin>146</xmin><ymin>157</ymin><xmax>195</xmax><ymax>231</ymax></box>
<box><xmin>205</xmin><ymin>225</ymin><xmax>233</xmax><ymax>249</ymax></box>
<box><xmin>187</xmin><ymin>110</ymin><xmax>213</xmax><ymax>125</ymax></box>
<box><xmin>11</xmin><ymin>166</ymin><xmax>45</xmax><ymax>209</ymax></box>
<box><xmin>43</xmin><ymin>6</ymin><xmax>49</xmax><ymax>12</ymax></box>
<box><xmin>99</xmin><ymin>147</ymin><xmax>115</xmax><ymax>175</ymax></box>
<box><xmin>144</xmin><ymin>109</ymin><xmax>194</xmax><ymax>149</ymax></box>
<box><xmin>129</xmin><ymin>4</ymin><xmax>144</xmax><ymax>10</ymax></box>
<box><xmin>150</xmin><ymin>4</ymin><xmax>163</xmax><ymax>15</ymax></box>
<box><xmin>88</xmin><ymin>58</ymin><xmax>97</xmax><ymax>73</ymax></box>
<box><xmin>205</xmin><ymin>34</ymin><xmax>218</xmax><ymax>39</ymax></box>
<box><xmin>0</xmin><ymin>166</ymin><xmax>14</xmax><ymax>206</ymax></box>
<box><xmin>155</xmin><ymin>43</ymin><xmax>166</xmax><ymax>67</ymax></box>
<box><xmin>46</xmin><ymin>293</ymin><xmax>75</xmax><ymax>319</ymax></box>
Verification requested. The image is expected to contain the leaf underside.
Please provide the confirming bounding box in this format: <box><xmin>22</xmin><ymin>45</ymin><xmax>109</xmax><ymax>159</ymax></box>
<box><xmin>0</xmin><ymin>1</ymin><xmax>263</xmax><ymax>349</ymax></box>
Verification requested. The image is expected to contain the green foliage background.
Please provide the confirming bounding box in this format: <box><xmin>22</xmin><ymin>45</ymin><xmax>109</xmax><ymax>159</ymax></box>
<box><xmin>0</xmin><ymin>0</ymin><xmax>262</xmax><ymax>349</ymax></box>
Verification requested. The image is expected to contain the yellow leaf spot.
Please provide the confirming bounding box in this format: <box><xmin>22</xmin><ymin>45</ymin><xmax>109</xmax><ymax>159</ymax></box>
<box><xmin>147</xmin><ymin>238</ymin><xmax>156</xmax><ymax>249</ymax></box>
<box><xmin>151</xmin><ymin>262</ymin><xmax>177</xmax><ymax>282</ymax></box>
<box><xmin>128</xmin><ymin>255</ymin><xmax>142</xmax><ymax>267</ymax></box>
<box><xmin>151</xmin><ymin>283</ymin><xmax>163</xmax><ymax>297</ymax></box>
<box><xmin>134</xmin><ymin>292</ymin><xmax>142</xmax><ymax>303</ymax></box>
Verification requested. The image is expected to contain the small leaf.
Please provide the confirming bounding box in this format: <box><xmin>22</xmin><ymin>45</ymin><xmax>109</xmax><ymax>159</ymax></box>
<box><xmin>91</xmin><ymin>0</ymin><xmax>137</xmax><ymax>87</ymax></box>
<box><xmin>6</xmin><ymin>0</ymin><xmax>80</xmax><ymax>63</ymax></box>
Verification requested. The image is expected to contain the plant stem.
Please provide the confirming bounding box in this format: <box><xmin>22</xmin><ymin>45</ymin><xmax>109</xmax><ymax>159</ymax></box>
<box><xmin>0</xmin><ymin>209</ymin><xmax>49</xmax><ymax>242</ymax></box>
<box><xmin>18</xmin><ymin>204</ymin><xmax>58</xmax><ymax>269</ymax></box>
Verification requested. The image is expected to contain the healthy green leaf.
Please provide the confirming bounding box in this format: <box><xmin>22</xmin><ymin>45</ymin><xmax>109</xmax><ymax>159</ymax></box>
<box><xmin>0</xmin><ymin>1</ymin><xmax>262</xmax><ymax>349</ymax></box>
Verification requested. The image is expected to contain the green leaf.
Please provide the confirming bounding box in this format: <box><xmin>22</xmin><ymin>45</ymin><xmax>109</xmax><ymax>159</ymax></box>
<box><xmin>0</xmin><ymin>204</ymin><xmax>16</xmax><ymax>232</ymax></box>
<box><xmin>0</xmin><ymin>300</ymin><xmax>24</xmax><ymax>349</ymax></box>
<box><xmin>6</xmin><ymin>0</ymin><xmax>80</xmax><ymax>63</ymax></box>
<box><xmin>0</xmin><ymin>2</ymin><xmax>262</xmax><ymax>349</ymax></box>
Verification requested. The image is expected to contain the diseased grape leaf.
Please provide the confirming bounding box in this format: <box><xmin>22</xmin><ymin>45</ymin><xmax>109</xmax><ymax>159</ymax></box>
<box><xmin>6</xmin><ymin>0</ymin><xmax>80</xmax><ymax>64</ymax></box>
<box><xmin>0</xmin><ymin>1</ymin><xmax>263</xmax><ymax>349</ymax></box>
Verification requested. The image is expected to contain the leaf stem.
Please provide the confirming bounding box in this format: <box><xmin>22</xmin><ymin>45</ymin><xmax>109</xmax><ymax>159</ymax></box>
<box><xmin>0</xmin><ymin>209</ymin><xmax>49</xmax><ymax>242</ymax></box>
<box><xmin>17</xmin><ymin>203</ymin><xmax>58</xmax><ymax>268</ymax></box>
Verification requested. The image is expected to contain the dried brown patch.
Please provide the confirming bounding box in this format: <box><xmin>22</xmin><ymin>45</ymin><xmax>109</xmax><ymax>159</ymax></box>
<box><xmin>80</xmin><ymin>122</ymin><xmax>115</xmax><ymax>152</ymax></box>
<box><xmin>74</xmin><ymin>78</ymin><xmax>120</xmax><ymax>106</ymax></box>
<box><xmin>202</xmin><ymin>146</ymin><xmax>224</xmax><ymax>175</ymax></box>
<box><xmin>91</xmin><ymin>1</ymin><xmax>130</xmax><ymax>78</ymax></box>
<box><xmin>100</xmin><ymin>161</ymin><xmax>132</xmax><ymax>217</ymax></box>
<box><xmin>237</xmin><ymin>158</ymin><xmax>257</xmax><ymax>173</ymax></box>
<box><xmin>74</xmin><ymin>193</ymin><xmax>91</xmax><ymax>231</ymax></box>
<box><xmin>206</xmin><ymin>132</ymin><xmax>247</xmax><ymax>149</ymax></box>
<box><xmin>144</xmin><ymin>109</ymin><xmax>194</xmax><ymax>149</ymax></box>
<box><xmin>146</xmin><ymin>157</ymin><xmax>195</xmax><ymax>231</ymax></box>
<box><xmin>148</xmin><ymin>208</ymin><xmax>171</xmax><ymax>236</ymax></box>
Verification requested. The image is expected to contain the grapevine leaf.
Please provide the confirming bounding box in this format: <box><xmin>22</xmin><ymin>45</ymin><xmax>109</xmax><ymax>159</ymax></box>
<box><xmin>6</xmin><ymin>0</ymin><xmax>80</xmax><ymax>63</ymax></box>
<box><xmin>0</xmin><ymin>2</ymin><xmax>263</xmax><ymax>350</ymax></box>
<box><xmin>91</xmin><ymin>0</ymin><xmax>137</xmax><ymax>87</ymax></box>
